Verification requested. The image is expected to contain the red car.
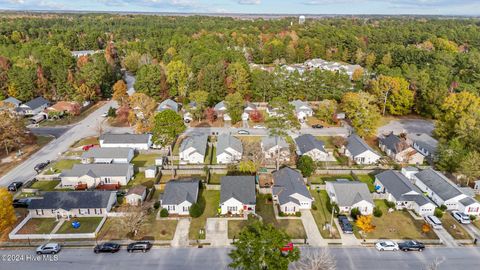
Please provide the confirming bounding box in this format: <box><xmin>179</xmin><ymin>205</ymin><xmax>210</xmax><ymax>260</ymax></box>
<box><xmin>82</xmin><ymin>144</ymin><xmax>98</xmax><ymax>151</ymax></box>
<box><xmin>280</xmin><ymin>242</ymin><xmax>294</xmax><ymax>252</ymax></box>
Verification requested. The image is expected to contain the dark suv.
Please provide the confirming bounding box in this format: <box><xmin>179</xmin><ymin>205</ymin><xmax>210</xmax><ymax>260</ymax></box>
<box><xmin>94</xmin><ymin>243</ymin><xmax>121</xmax><ymax>253</ymax></box>
<box><xmin>8</xmin><ymin>181</ymin><xmax>23</xmax><ymax>192</ymax></box>
<box><xmin>34</xmin><ymin>161</ymin><xmax>50</xmax><ymax>173</ymax></box>
<box><xmin>338</xmin><ymin>215</ymin><xmax>353</xmax><ymax>234</ymax></box>
<box><xmin>398</xmin><ymin>240</ymin><xmax>425</xmax><ymax>252</ymax></box>
<box><xmin>127</xmin><ymin>241</ymin><xmax>152</xmax><ymax>253</ymax></box>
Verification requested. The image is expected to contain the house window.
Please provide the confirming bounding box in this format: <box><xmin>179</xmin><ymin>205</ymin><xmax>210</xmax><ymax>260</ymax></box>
<box><xmin>79</xmin><ymin>209</ymin><xmax>87</xmax><ymax>215</ymax></box>
<box><xmin>168</xmin><ymin>205</ymin><xmax>176</xmax><ymax>211</ymax></box>
<box><xmin>36</xmin><ymin>209</ymin><xmax>44</xmax><ymax>215</ymax></box>
<box><xmin>183</xmin><ymin>206</ymin><xmax>189</xmax><ymax>212</ymax></box>
<box><xmin>227</xmin><ymin>206</ymin><xmax>237</xmax><ymax>212</ymax></box>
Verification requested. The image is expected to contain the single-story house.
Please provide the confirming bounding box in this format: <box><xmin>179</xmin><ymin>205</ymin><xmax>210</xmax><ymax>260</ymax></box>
<box><xmin>81</xmin><ymin>147</ymin><xmax>134</xmax><ymax>164</ymax></box>
<box><xmin>17</xmin><ymin>96</ymin><xmax>50</xmax><ymax>116</ymax></box>
<box><xmin>244</xmin><ymin>102</ymin><xmax>257</xmax><ymax>113</ymax></box>
<box><xmin>272</xmin><ymin>167</ymin><xmax>313</xmax><ymax>214</ymax></box>
<box><xmin>410</xmin><ymin>168</ymin><xmax>480</xmax><ymax>216</ymax></box>
<box><xmin>406</xmin><ymin>133</ymin><xmax>438</xmax><ymax>159</ymax></box>
<box><xmin>344</xmin><ymin>134</ymin><xmax>381</xmax><ymax>165</ymax></box>
<box><xmin>216</xmin><ymin>134</ymin><xmax>243</xmax><ymax>164</ymax></box>
<box><xmin>144</xmin><ymin>166</ymin><xmax>157</xmax><ymax>178</ymax></box>
<box><xmin>160</xmin><ymin>179</ymin><xmax>200</xmax><ymax>215</ymax></box>
<box><xmin>290</xmin><ymin>100</ymin><xmax>313</xmax><ymax>122</ymax></box>
<box><xmin>379</xmin><ymin>132</ymin><xmax>424</xmax><ymax>164</ymax></box>
<box><xmin>125</xmin><ymin>185</ymin><xmax>147</xmax><ymax>206</ymax></box>
<box><xmin>261</xmin><ymin>136</ymin><xmax>290</xmax><ymax>162</ymax></box>
<box><xmin>326</xmin><ymin>180</ymin><xmax>374</xmax><ymax>215</ymax></box>
<box><xmin>60</xmin><ymin>163</ymin><xmax>134</xmax><ymax>189</ymax></box>
<box><xmin>294</xmin><ymin>134</ymin><xmax>328</xmax><ymax>161</ymax></box>
<box><xmin>99</xmin><ymin>133</ymin><xmax>152</xmax><ymax>150</ymax></box>
<box><xmin>47</xmin><ymin>101</ymin><xmax>81</xmax><ymax>116</ymax></box>
<box><xmin>214</xmin><ymin>101</ymin><xmax>230</xmax><ymax>121</ymax></box>
<box><xmin>374</xmin><ymin>170</ymin><xmax>435</xmax><ymax>216</ymax></box>
<box><xmin>179</xmin><ymin>134</ymin><xmax>208</xmax><ymax>164</ymax></box>
<box><xmin>0</xmin><ymin>97</ymin><xmax>21</xmax><ymax>110</ymax></box>
<box><xmin>266</xmin><ymin>105</ymin><xmax>281</xmax><ymax>117</ymax></box>
<box><xmin>28</xmin><ymin>191</ymin><xmax>116</xmax><ymax>218</ymax></box>
<box><xmin>157</xmin><ymin>98</ymin><xmax>179</xmax><ymax>112</ymax></box>
<box><xmin>220</xmin><ymin>176</ymin><xmax>256</xmax><ymax>215</ymax></box>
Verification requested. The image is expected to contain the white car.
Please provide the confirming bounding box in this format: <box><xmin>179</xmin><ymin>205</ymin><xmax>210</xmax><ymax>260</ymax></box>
<box><xmin>100</xmin><ymin>112</ymin><xmax>108</xmax><ymax>117</ymax></box>
<box><xmin>451</xmin><ymin>211</ymin><xmax>471</xmax><ymax>224</ymax></box>
<box><xmin>375</xmin><ymin>240</ymin><xmax>399</xmax><ymax>251</ymax></box>
<box><xmin>36</xmin><ymin>243</ymin><xmax>61</xmax><ymax>255</ymax></box>
<box><xmin>253</xmin><ymin>125</ymin><xmax>266</xmax><ymax>129</ymax></box>
<box><xmin>425</xmin><ymin>215</ymin><xmax>442</xmax><ymax>230</ymax></box>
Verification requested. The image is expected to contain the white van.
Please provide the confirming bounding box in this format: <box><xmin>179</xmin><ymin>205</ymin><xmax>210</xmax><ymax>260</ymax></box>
<box><xmin>425</xmin><ymin>215</ymin><xmax>442</xmax><ymax>230</ymax></box>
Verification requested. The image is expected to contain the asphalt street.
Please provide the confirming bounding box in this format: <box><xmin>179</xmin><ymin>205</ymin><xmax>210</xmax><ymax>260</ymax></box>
<box><xmin>29</xmin><ymin>127</ymin><xmax>70</xmax><ymax>139</ymax></box>
<box><xmin>0</xmin><ymin>247</ymin><xmax>479</xmax><ymax>270</ymax></box>
<box><xmin>377</xmin><ymin>119</ymin><xmax>435</xmax><ymax>136</ymax></box>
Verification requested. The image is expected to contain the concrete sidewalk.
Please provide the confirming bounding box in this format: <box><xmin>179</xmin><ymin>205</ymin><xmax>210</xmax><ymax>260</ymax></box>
<box><xmin>300</xmin><ymin>210</ymin><xmax>327</xmax><ymax>246</ymax></box>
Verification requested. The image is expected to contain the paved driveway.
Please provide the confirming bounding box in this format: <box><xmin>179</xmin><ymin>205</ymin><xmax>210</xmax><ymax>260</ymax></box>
<box><xmin>435</xmin><ymin>227</ymin><xmax>458</xmax><ymax>247</ymax></box>
<box><xmin>377</xmin><ymin>119</ymin><xmax>435</xmax><ymax>136</ymax></box>
<box><xmin>334</xmin><ymin>219</ymin><xmax>361</xmax><ymax>246</ymax></box>
<box><xmin>300</xmin><ymin>210</ymin><xmax>326</xmax><ymax>246</ymax></box>
<box><xmin>171</xmin><ymin>218</ymin><xmax>190</xmax><ymax>247</ymax></box>
<box><xmin>205</xmin><ymin>218</ymin><xmax>229</xmax><ymax>246</ymax></box>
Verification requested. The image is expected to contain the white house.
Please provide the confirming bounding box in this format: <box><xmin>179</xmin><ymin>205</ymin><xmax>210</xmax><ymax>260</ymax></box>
<box><xmin>244</xmin><ymin>102</ymin><xmax>257</xmax><ymax>114</ymax></box>
<box><xmin>375</xmin><ymin>170</ymin><xmax>435</xmax><ymax>216</ymax></box>
<box><xmin>266</xmin><ymin>105</ymin><xmax>281</xmax><ymax>117</ymax></box>
<box><xmin>409</xmin><ymin>168</ymin><xmax>480</xmax><ymax>216</ymax></box>
<box><xmin>272</xmin><ymin>167</ymin><xmax>313</xmax><ymax>214</ymax></box>
<box><xmin>28</xmin><ymin>191</ymin><xmax>116</xmax><ymax>218</ymax></box>
<box><xmin>59</xmin><ymin>163</ymin><xmax>134</xmax><ymax>189</ymax></box>
<box><xmin>261</xmin><ymin>136</ymin><xmax>290</xmax><ymax>162</ymax></box>
<box><xmin>157</xmin><ymin>98</ymin><xmax>179</xmax><ymax>112</ymax></box>
<box><xmin>179</xmin><ymin>135</ymin><xmax>208</xmax><ymax>164</ymax></box>
<box><xmin>344</xmin><ymin>134</ymin><xmax>381</xmax><ymax>165</ymax></box>
<box><xmin>407</xmin><ymin>133</ymin><xmax>438</xmax><ymax>159</ymax></box>
<box><xmin>81</xmin><ymin>147</ymin><xmax>134</xmax><ymax>164</ymax></box>
<box><xmin>125</xmin><ymin>185</ymin><xmax>147</xmax><ymax>206</ymax></box>
<box><xmin>379</xmin><ymin>133</ymin><xmax>424</xmax><ymax>164</ymax></box>
<box><xmin>220</xmin><ymin>176</ymin><xmax>256</xmax><ymax>215</ymax></box>
<box><xmin>294</xmin><ymin>134</ymin><xmax>328</xmax><ymax>161</ymax></box>
<box><xmin>326</xmin><ymin>180</ymin><xmax>374</xmax><ymax>215</ymax></box>
<box><xmin>216</xmin><ymin>134</ymin><xmax>243</xmax><ymax>164</ymax></box>
<box><xmin>290</xmin><ymin>100</ymin><xmax>313</xmax><ymax>122</ymax></box>
<box><xmin>214</xmin><ymin>101</ymin><xmax>231</xmax><ymax>121</ymax></box>
<box><xmin>99</xmin><ymin>133</ymin><xmax>152</xmax><ymax>150</ymax></box>
<box><xmin>17</xmin><ymin>97</ymin><xmax>50</xmax><ymax>116</ymax></box>
<box><xmin>160</xmin><ymin>179</ymin><xmax>200</xmax><ymax>215</ymax></box>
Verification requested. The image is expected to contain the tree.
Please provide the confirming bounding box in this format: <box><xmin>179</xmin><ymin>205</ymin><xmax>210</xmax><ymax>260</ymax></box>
<box><xmin>434</xmin><ymin>208</ymin><xmax>443</xmax><ymax>218</ymax></box>
<box><xmin>204</xmin><ymin>107</ymin><xmax>216</xmax><ymax>123</ymax></box>
<box><xmin>226</xmin><ymin>62</ymin><xmax>250</xmax><ymax>96</ymax></box>
<box><xmin>435</xmin><ymin>138</ymin><xmax>468</xmax><ymax>173</ymax></box>
<box><xmin>242</xmin><ymin>141</ymin><xmax>264</xmax><ymax>171</ymax></box>
<box><xmin>341</xmin><ymin>92</ymin><xmax>380</xmax><ymax>137</ymax></box>
<box><xmin>188</xmin><ymin>90</ymin><xmax>209</xmax><ymax>121</ymax></box>
<box><xmin>355</xmin><ymin>215</ymin><xmax>375</xmax><ymax>234</ymax></box>
<box><xmin>117</xmin><ymin>205</ymin><xmax>150</xmax><ymax>237</ymax></box>
<box><xmin>365</xmin><ymin>52</ymin><xmax>376</xmax><ymax>68</ymax></box>
<box><xmin>0</xmin><ymin>110</ymin><xmax>29</xmax><ymax>155</ymax></box>
<box><xmin>351</xmin><ymin>68</ymin><xmax>364</xmax><ymax>82</ymax></box>
<box><xmin>315</xmin><ymin>99</ymin><xmax>337</xmax><ymax>124</ymax></box>
<box><xmin>128</xmin><ymin>93</ymin><xmax>157</xmax><ymax>133</ymax></box>
<box><xmin>189</xmin><ymin>203</ymin><xmax>203</xmax><ymax>218</ymax></box>
<box><xmin>166</xmin><ymin>60</ymin><xmax>190</xmax><ymax>97</ymax></box>
<box><xmin>107</xmin><ymin>106</ymin><xmax>116</xmax><ymax>118</ymax></box>
<box><xmin>297</xmin><ymin>155</ymin><xmax>316</xmax><ymax>177</ymax></box>
<box><xmin>75</xmin><ymin>83</ymin><xmax>97</xmax><ymax>102</ymax></box>
<box><xmin>135</xmin><ymin>64</ymin><xmax>168</xmax><ymax>100</ymax></box>
<box><xmin>7</xmin><ymin>64</ymin><xmax>36</xmax><ymax>101</ymax></box>
<box><xmin>160</xmin><ymin>208</ymin><xmax>169</xmax><ymax>217</ymax></box>
<box><xmin>381</xmin><ymin>52</ymin><xmax>392</xmax><ymax>67</ymax></box>
<box><xmin>459</xmin><ymin>151</ymin><xmax>480</xmax><ymax>186</ymax></box>
<box><xmin>249</xmin><ymin>109</ymin><xmax>264</xmax><ymax>123</ymax></box>
<box><xmin>0</xmin><ymin>188</ymin><xmax>16</xmax><ymax>232</ymax></box>
<box><xmin>424</xmin><ymin>257</ymin><xmax>445</xmax><ymax>270</ymax></box>
<box><xmin>292</xmin><ymin>249</ymin><xmax>336</xmax><ymax>270</ymax></box>
<box><xmin>123</xmin><ymin>51</ymin><xmax>142</xmax><ymax>74</ymax></box>
<box><xmin>422</xmin><ymin>223</ymin><xmax>431</xmax><ymax>234</ymax></box>
<box><xmin>350</xmin><ymin>208</ymin><xmax>361</xmax><ymax>220</ymax></box>
<box><xmin>238</xmin><ymin>160</ymin><xmax>257</xmax><ymax>174</ymax></box>
<box><xmin>368</xmin><ymin>75</ymin><xmax>414</xmax><ymax>115</ymax></box>
<box><xmin>112</xmin><ymin>79</ymin><xmax>128</xmax><ymax>106</ymax></box>
<box><xmin>225</xmin><ymin>92</ymin><xmax>244</xmax><ymax>124</ymax></box>
<box><xmin>229</xmin><ymin>222</ymin><xmax>300</xmax><ymax>270</ymax></box>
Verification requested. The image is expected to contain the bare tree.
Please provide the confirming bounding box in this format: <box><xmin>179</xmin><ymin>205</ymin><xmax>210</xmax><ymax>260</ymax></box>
<box><xmin>242</xmin><ymin>141</ymin><xmax>264</xmax><ymax>167</ymax></box>
<box><xmin>116</xmin><ymin>205</ymin><xmax>150</xmax><ymax>238</ymax></box>
<box><xmin>424</xmin><ymin>257</ymin><xmax>445</xmax><ymax>270</ymax></box>
<box><xmin>292</xmin><ymin>249</ymin><xmax>336</xmax><ymax>270</ymax></box>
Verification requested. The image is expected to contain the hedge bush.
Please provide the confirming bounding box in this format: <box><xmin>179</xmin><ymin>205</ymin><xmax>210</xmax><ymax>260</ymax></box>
<box><xmin>160</xmin><ymin>208</ymin><xmax>169</xmax><ymax>217</ymax></box>
<box><xmin>373</xmin><ymin>207</ymin><xmax>383</xmax><ymax>217</ymax></box>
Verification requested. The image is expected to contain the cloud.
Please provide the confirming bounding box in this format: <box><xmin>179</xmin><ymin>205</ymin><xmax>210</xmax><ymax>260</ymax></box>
<box><xmin>237</xmin><ymin>0</ymin><xmax>261</xmax><ymax>5</ymax></box>
<box><xmin>303</xmin><ymin>0</ymin><xmax>479</xmax><ymax>8</ymax></box>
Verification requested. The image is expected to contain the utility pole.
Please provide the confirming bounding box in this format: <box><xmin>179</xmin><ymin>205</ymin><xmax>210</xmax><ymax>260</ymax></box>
<box><xmin>382</xmin><ymin>87</ymin><xmax>391</xmax><ymax>116</ymax></box>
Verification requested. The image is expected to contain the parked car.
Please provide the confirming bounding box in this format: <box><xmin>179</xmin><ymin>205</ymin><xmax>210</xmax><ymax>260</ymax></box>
<box><xmin>451</xmin><ymin>211</ymin><xmax>471</xmax><ymax>224</ymax></box>
<box><xmin>82</xmin><ymin>144</ymin><xmax>98</xmax><ymax>151</ymax></box>
<box><xmin>337</xmin><ymin>215</ymin><xmax>353</xmax><ymax>234</ymax></box>
<box><xmin>36</xmin><ymin>243</ymin><xmax>61</xmax><ymax>255</ymax></box>
<box><xmin>13</xmin><ymin>198</ymin><xmax>31</xmax><ymax>208</ymax></box>
<box><xmin>425</xmin><ymin>215</ymin><xmax>442</xmax><ymax>230</ymax></box>
<box><xmin>127</xmin><ymin>241</ymin><xmax>152</xmax><ymax>253</ymax></box>
<box><xmin>311</xmin><ymin>124</ymin><xmax>324</xmax><ymax>129</ymax></box>
<box><xmin>237</xmin><ymin>130</ymin><xmax>250</xmax><ymax>135</ymax></box>
<box><xmin>100</xmin><ymin>112</ymin><xmax>108</xmax><ymax>117</ymax></box>
<box><xmin>34</xmin><ymin>161</ymin><xmax>50</xmax><ymax>172</ymax></box>
<box><xmin>94</xmin><ymin>242</ymin><xmax>121</xmax><ymax>253</ymax></box>
<box><xmin>8</xmin><ymin>181</ymin><xmax>23</xmax><ymax>192</ymax></box>
<box><xmin>398</xmin><ymin>240</ymin><xmax>425</xmax><ymax>252</ymax></box>
<box><xmin>253</xmin><ymin>125</ymin><xmax>266</xmax><ymax>129</ymax></box>
<box><xmin>375</xmin><ymin>240</ymin><xmax>399</xmax><ymax>251</ymax></box>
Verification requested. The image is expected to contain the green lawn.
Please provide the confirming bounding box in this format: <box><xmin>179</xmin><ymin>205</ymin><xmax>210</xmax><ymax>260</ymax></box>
<box><xmin>204</xmin><ymin>144</ymin><xmax>214</xmax><ymax>164</ymax></box>
<box><xmin>17</xmin><ymin>218</ymin><xmax>58</xmax><ymax>234</ymax></box>
<box><xmin>310</xmin><ymin>190</ymin><xmax>340</xmax><ymax>239</ymax></box>
<box><xmin>354</xmin><ymin>200</ymin><xmax>438</xmax><ymax>240</ymax></box>
<box><xmin>44</xmin><ymin>159</ymin><xmax>81</xmax><ymax>174</ymax></box>
<box><xmin>354</xmin><ymin>174</ymin><xmax>376</xmax><ymax>192</ymax></box>
<box><xmin>442</xmin><ymin>213</ymin><xmax>472</xmax><ymax>240</ymax></box>
<box><xmin>308</xmin><ymin>174</ymin><xmax>353</xmax><ymax>184</ymax></box>
<box><xmin>126</xmin><ymin>172</ymin><xmax>156</xmax><ymax>188</ymax></box>
<box><xmin>131</xmin><ymin>154</ymin><xmax>159</xmax><ymax>167</ymax></box>
<box><xmin>209</xmin><ymin>173</ymin><xmax>226</xmax><ymax>184</ymax></box>
<box><xmin>189</xmin><ymin>190</ymin><xmax>220</xmax><ymax>240</ymax></box>
<box><xmin>315</xmin><ymin>136</ymin><xmax>335</xmax><ymax>149</ymax></box>
<box><xmin>72</xmin><ymin>137</ymin><xmax>99</xmax><ymax>148</ymax></box>
<box><xmin>56</xmin><ymin>217</ymin><xmax>103</xmax><ymax>234</ymax></box>
<box><xmin>30</xmin><ymin>180</ymin><xmax>60</xmax><ymax>191</ymax></box>
<box><xmin>172</xmin><ymin>137</ymin><xmax>183</xmax><ymax>155</ymax></box>
<box><xmin>36</xmin><ymin>135</ymin><xmax>54</xmax><ymax>146</ymax></box>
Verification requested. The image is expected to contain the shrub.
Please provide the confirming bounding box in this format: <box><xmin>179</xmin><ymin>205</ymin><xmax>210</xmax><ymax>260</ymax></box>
<box><xmin>160</xmin><ymin>208</ymin><xmax>169</xmax><ymax>217</ymax></box>
<box><xmin>279</xmin><ymin>212</ymin><xmax>285</xmax><ymax>217</ymax></box>
<box><xmin>295</xmin><ymin>212</ymin><xmax>301</xmax><ymax>217</ymax></box>
<box><xmin>350</xmin><ymin>208</ymin><xmax>361</xmax><ymax>220</ymax></box>
<box><xmin>384</xmin><ymin>200</ymin><xmax>395</xmax><ymax>209</ymax></box>
<box><xmin>189</xmin><ymin>203</ymin><xmax>203</xmax><ymax>218</ymax></box>
<box><xmin>311</xmin><ymin>204</ymin><xmax>318</xmax><ymax>211</ymax></box>
<box><xmin>373</xmin><ymin>207</ymin><xmax>383</xmax><ymax>217</ymax></box>
<box><xmin>107</xmin><ymin>106</ymin><xmax>117</xmax><ymax>117</ymax></box>
<box><xmin>470</xmin><ymin>215</ymin><xmax>477</xmax><ymax>221</ymax></box>
<box><xmin>296</xmin><ymin>155</ymin><xmax>316</xmax><ymax>177</ymax></box>
<box><xmin>440</xmin><ymin>205</ymin><xmax>447</xmax><ymax>211</ymax></box>
<box><xmin>154</xmin><ymin>201</ymin><xmax>160</xmax><ymax>209</ymax></box>
<box><xmin>434</xmin><ymin>208</ymin><xmax>443</xmax><ymax>218</ymax></box>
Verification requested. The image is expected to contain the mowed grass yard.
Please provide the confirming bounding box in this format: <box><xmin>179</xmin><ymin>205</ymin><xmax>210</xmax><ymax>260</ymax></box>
<box><xmin>189</xmin><ymin>190</ymin><xmax>220</xmax><ymax>240</ymax></box>
<box><xmin>72</xmin><ymin>136</ymin><xmax>99</xmax><ymax>148</ymax></box>
<box><xmin>131</xmin><ymin>153</ymin><xmax>159</xmax><ymax>167</ymax></box>
<box><xmin>126</xmin><ymin>172</ymin><xmax>156</xmax><ymax>188</ymax></box>
<box><xmin>310</xmin><ymin>190</ymin><xmax>340</xmax><ymax>239</ymax></box>
<box><xmin>56</xmin><ymin>217</ymin><xmax>103</xmax><ymax>234</ymax></box>
<box><xmin>29</xmin><ymin>180</ymin><xmax>60</xmax><ymax>191</ymax></box>
<box><xmin>308</xmin><ymin>174</ymin><xmax>375</xmax><ymax>192</ymax></box>
<box><xmin>17</xmin><ymin>218</ymin><xmax>58</xmax><ymax>234</ymax></box>
<box><xmin>354</xmin><ymin>200</ymin><xmax>438</xmax><ymax>240</ymax></box>
<box><xmin>209</xmin><ymin>173</ymin><xmax>226</xmax><ymax>184</ymax></box>
<box><xmin>44</xmin><ymin>159</ymin><xmax>80</xmax><ymax>174</ymax></box>
<box><xmin>442</xmin><ymin>213</ymin><xmax>472</xmax><ymax>240</ymax></box>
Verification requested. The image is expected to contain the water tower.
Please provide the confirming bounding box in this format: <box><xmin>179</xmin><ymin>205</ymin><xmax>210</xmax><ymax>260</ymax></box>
<box><xmin>299</xmin><ymin>15</ymin><xmax>306</xmax><ymax>24</ymax></box>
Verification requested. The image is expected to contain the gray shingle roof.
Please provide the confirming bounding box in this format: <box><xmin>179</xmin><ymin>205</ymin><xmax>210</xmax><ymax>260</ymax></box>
<box><xmin>244</xmin><ymin>102</ymin><xmax>257</xmax><ymax>111</ymax></box>
<box><xmin>23</xmin><ymin>97</ymin><xmax>49</xmax><ymax>110</ymax></box>
<box><xmin>379</xmin><ymin>133</ymin><xmax>409</xmax><ymax>154</ymax></box>
<box><xmin>261</xmin><ymin>136</ymin><xmax>289</xmax><ymax>151</ymax></box>
<box><xmin>459</xmin><ymin>197</ymin><xmax>478</xmax><ymax>207</ymax></box>
<box><xmin>157</xmin><ymin>99</ymin><xmax>179</xmax><ymax>112</ymax></box>
<box><xmin>295</xmin><ymin>134</ymin><xmax>325</xmax><ymax>155</ymax></box>
<box><xmin>376</xmin><ymin>170</ymin><xmax>431</xmax><ymax>205</ymax></box>
<box><xmin>28</xmin><ymin>191</ymin><xmax>114</xmax><ymax>210</ymax></box>
<box><xmin>214</xmin><ymin>101</ymin><xmax>227</xmax><ymax>112</ymax></box>
<box><xmin>408</xmin><ymin>133</ymin><xmax>438</xmax><ymax>155</ymax></box>
<box><xmin>60</xmin><ymin>163</ymin><xmax>132</xmax><ymax>178</ymax></box>
<box><xmin>289</xmin><ymin>100</ymin><xmax>312</xmax><ymax>113</ymax></box>
<box><xmin>217</xmin><ymin>134</ymin><xmax>243</xmax><ymax>156</ymax></box>
<box><xmin>180</xmin><ymin>134</ymin><xmax>208</xmax><ymax>156</ymax></box>
<box><xmin>346</xmin><ymin>134</ymin><xmax>379</xmax><ymax>157</ymax></box>
<box><xmin>328</xmin><ymin>180</ymin><xmax>373</xmax><ymax>207</ymax></box>
<box><xmin>414</xmin><ymin>169</ymin><xmax>463</xmax><ymax>201</ymax></box>
<box><xmin>81</xmin><ymin>147</ymin><xmax>133</xmax><ymax>159</ymax></box>
<box><xmin>2</xmin><ymin>97</ymin><xmax>21</xmax><ymax>107</ymax></box>
<box><xmin>220</xmin><ymin>176</ymin><xmax>256</xmax><ymax>205</ymax></box>
<box><xmin>161</xmin><ymin>179</ymin><xmax>200</xmax><ymax>205</ymax></box>
<box><xmin>272</xmin><ymin>167</ymin><xmax>312</xmax><ymax>205</ymax></box>
<box><xmin>100</xmin><ymin>133</ymin><xmax>151</xmax><ymax>144</ymax></box>
<box><xmin>127</xmin><ymin>185</ymin><xmax>147</xmax><ymax>196</ymax></box>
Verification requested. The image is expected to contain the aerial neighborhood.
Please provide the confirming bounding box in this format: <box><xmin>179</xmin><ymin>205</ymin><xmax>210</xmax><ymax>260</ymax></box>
<box><xmin>0</xmin><ymin>12</ymin><xmax>479</xmax><ymax>270</ymax></box>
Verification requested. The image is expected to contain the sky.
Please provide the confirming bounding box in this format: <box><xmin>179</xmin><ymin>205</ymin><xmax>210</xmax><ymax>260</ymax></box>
<box><xmin>0</xmin><ymin>0</ymin><xmax>479</xmax><ymax>16</ymax></box>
